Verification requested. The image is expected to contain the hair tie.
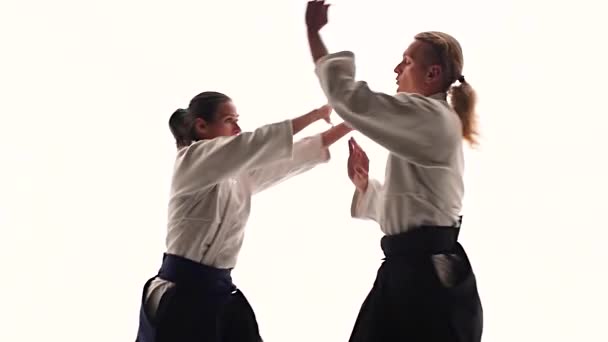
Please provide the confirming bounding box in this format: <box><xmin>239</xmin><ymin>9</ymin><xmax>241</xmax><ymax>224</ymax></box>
<box><xmin>457</xmin><ymin>75</ymin><xmax>466</xmax><ymax>83</ymax></box>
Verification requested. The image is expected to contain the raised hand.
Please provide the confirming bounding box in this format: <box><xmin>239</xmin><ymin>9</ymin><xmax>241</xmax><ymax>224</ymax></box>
<box><xmin>315</xmin><ymin>104</ymin><xmax>333</xmax><ymax>125</ymax></box>
<box><xmin>306</xmin><ymin>0</ymin><xmax>330</xmax><ymax>32</ymax></box>
<box><xmin>347</xmin><ymin>137</ymin><xmax>369</xmax><ymax>192</ymax></box>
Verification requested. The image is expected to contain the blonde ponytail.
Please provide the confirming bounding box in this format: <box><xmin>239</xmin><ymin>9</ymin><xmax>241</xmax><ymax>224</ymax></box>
<box><xmin>449</xmin><ymin>80</ymin><xmax>479</xmax><ymax>147</ymax></box>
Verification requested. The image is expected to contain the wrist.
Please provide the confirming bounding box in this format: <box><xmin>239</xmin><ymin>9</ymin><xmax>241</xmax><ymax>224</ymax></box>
<box><xmin>358</xmin><ymin>180</ymin><xmax>369</xmax><ymax>193</ymax></box>
<box><xmin>308</xmin><ymin>109</ymin><xmax>321</xmax><ymax>123</ymax></box>
<box><xmin>307</xmin><ymin>27</ymin><xmax>320</xmax><ymax>34</ymax></box>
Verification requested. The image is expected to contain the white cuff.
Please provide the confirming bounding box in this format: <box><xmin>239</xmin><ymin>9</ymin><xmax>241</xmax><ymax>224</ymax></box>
<box><xmin>350</xmin><ymin>179</ymin><xmax>380</xmax><ymax>220</ymax></box>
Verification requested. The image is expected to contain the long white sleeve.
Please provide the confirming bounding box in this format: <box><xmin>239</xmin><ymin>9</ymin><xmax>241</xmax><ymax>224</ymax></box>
<box><xmin>171</xmin><ymin>120</ymin><xmax>294</xmax><ymax>196</ymax></box>
<box><xmin>315</xmin><ymin>51</ymin><xmax>461</xmax><ymax>166</ymax></box>
<box><xmin>247</xmin><ymin>134</ymin><xmax>330</xmax><ymax>194</ymax></box>
<box><xmin>350</xmin><ymin>178</ymin><xmax>382</xmax><ymax>222</ymax></box>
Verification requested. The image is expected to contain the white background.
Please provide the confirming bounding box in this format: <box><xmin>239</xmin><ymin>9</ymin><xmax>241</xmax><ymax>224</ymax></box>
<box><xmin>1</xmin><ymin>0</ymin><xmax>607</xmax><ymax>341</ymax></box>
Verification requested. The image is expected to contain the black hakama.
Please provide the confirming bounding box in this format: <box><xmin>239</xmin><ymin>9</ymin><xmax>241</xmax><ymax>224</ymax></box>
<box><xmin>348</xmin><ymin>222</ymin><xmax>483</xmax><ymax>342</ymax></box>
<box><xmin>136</xmin><ymin>253</ymin><xmax>262</xmax><ymax>342</ymax></box>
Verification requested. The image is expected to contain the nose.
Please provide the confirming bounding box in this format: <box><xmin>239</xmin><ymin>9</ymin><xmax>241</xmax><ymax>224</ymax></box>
<box><xmin>234</xmin><ymin>123</ymin><xmax>241</xmax><ymax>134</ymax></box>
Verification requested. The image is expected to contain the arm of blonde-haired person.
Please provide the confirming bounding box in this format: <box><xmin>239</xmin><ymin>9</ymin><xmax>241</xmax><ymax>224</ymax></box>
<box><xmin>172</xmin><ymin>107</ymin><xmax>330</xmax><ymax>196</ymax></box>
<box><xmin>315</xmin><ymin>51</ymin><xmax>459</xmax><ymax>166</ymax></box>
<box><xmin>347</xmin><ymin>137</ymin><xmax>381</xmax><ymax>222</ymax></box>
<box><xmin>247</xmin><ymin>122</ymin><xmax>352</xmax><ymax>194</ymax></box>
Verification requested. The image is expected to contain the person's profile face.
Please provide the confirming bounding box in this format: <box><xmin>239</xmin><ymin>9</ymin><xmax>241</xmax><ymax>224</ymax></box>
<box><xmin>194</xmin><ymin>101</ymin><xmax>241</xmax><ymax>140</ymax></box>
<box><xmin>394</xmin><ymin>41</ymin><xmax>426</xmax><ymax>93</ymax></box>
<box><xmin>394</xmin><ymin>40</ymin><xmax>442</xmax><ymax>95</ymax></box>
<box><xmin>206</xmin><ymin>101</ymin><xmax>241</xmax><ymax>138</ymax></box>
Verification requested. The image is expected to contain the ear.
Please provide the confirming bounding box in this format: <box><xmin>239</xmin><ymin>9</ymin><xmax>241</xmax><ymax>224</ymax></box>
<box><xmin>426</xmin><ymin>65</ymin><xmax>442</xmax><ymax>82</ymax></box>
<box><xmin>192</xmin><ymin>117</ymin><xmax>208</xmax><ymax>140</ymax></box>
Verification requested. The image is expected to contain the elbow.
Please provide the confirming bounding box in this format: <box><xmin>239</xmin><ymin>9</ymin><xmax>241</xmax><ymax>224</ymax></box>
<box><xmin>328</xmin><ymin>81</ymin><xmax>374</xmax><ymax>116</ymax></box>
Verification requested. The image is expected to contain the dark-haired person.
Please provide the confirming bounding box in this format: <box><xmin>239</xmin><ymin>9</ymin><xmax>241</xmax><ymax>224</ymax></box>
<box><xmin>135</xmin><ymin>91</ymin><xmax>353</xmax><ymax>342</ymax></box>
<box><xmin>305</xmin><ymin>1</ymin><xmax>483</xmax><ymax>341</ymax></box>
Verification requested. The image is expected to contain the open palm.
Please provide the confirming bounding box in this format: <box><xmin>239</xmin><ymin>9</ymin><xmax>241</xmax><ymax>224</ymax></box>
<box><xmin>347</xmin><ymin>137</ymin><xmax>369</xmax><ymax>192</ymax></box>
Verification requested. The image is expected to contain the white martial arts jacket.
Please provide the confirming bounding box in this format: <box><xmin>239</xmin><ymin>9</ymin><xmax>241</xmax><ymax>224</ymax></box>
<box><xmin>315</xmin><ymin>51</ymin><xmax>465</xmax><ymax>235</ymax></box>
<box><xmin>145</xmin><ymin>121</ymin><xmax>330</xmax><ymax>315</ymax></box>
<box><xmin>166</xmin><ymin>120</ymin><xmax>330</xmax><ymax>268</ymax></box>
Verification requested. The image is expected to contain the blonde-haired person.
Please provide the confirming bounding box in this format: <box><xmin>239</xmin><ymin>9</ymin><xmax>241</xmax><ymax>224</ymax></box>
<box><xmin>305</xmin><ymin>1</ymin><xmax>482</xmax><ymax>342</ymax></box>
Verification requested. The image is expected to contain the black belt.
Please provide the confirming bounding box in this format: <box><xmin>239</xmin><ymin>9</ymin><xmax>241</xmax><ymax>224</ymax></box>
<box><xmin>381</xmin><ymin>216</ymin><xmax>462</xmax><ymax>258</ymax></box>
<box><xmin>157</xmin><ymin>253</ymin><xmax>235</xmax><ymax>292</ymax></box>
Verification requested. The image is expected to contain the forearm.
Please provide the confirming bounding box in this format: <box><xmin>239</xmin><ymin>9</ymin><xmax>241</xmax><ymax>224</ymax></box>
<box><xmin>291</xmin><ymin>109</ymin><xmax>321</xmax><ymax>135</ymax></box>
<box><xmin>321</xmin><ymin>122</ymin><xmax>353</xmax><ymax>147</ymax></box>
<box><xmin>307</xmin><ymin>29</ymin><xmax>328</xmax><ymax>63</ymax></box>
<box><xmin>173</xmin><ymin>120</ymin><xmax>294</xmax><ymax>194</ymax></box>
<box><xmin>248</xmin><ymin>134</ymin><xmax>330</xmax><ymax>194</ymax></box>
